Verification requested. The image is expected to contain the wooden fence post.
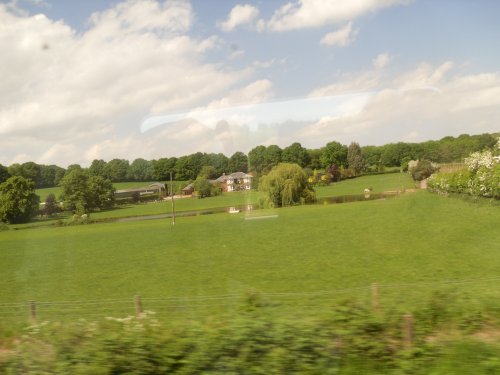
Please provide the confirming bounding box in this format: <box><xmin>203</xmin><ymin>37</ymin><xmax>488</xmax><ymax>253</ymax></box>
<box><xmin>29</xmin><ymin>301</ymin><xmax>36</xmax><ymax>323</ymax></box>
<box><xmin>371</xmin><ymin>283</ymin><xmax>379</xmax><ymax>313</ymax></box>
<box><xmin>135</xmin><ymin>295</ymin><xmax>143</xmax><ymax>317</ymax></box>
<box><xmin>403</xmin><ymin>313</ymin><xmax>413</xmax><ymax>348</ymax></box>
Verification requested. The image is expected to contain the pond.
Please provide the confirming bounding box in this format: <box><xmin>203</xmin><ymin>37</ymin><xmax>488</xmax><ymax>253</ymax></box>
<box><xmin>115</xmin><ymin>192</ymin><xmax>401</xmax><ymax>223</ymax></box>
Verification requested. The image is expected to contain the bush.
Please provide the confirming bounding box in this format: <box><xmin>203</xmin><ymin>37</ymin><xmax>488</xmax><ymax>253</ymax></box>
<box><xmin>409</xmin><ymin>160</ymin><xmax>439</xmax><ymax>181</ymax></box>
<box><xmin>2</xmin><ymin>298</ymin><xmax>499</xmax><ymax>374</ymax></box>
<box><xmin>428</xmin><ymin>143</ymin><xmax>499</xmax><ymax>199</ymax></box>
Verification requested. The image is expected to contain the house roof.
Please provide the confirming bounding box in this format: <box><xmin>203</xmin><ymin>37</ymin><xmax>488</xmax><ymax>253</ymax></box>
<box><xmin>182</xmin><ymin>183</ymin><xmax>194</xmax><ymax>191</ymax></box>
<box><xmin>115</xmin><ymin>182</ymin><xmax>165</xmax><ymax>194</ymax></box>
<box><xmin>214</xmin><ymin>172</ymin><xmax>253</xmax><ymax>182</ymax></box>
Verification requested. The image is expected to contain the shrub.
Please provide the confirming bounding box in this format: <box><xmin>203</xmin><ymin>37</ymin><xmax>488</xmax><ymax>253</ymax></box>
<box><xmin>428</xmin><ymin>140</ymin><xmax>500</xmax><ymax>199</ymax></box>
<box><xmin>409</xmin><ymin>160</ymin><xmax>439</xmax><ymax>181</ymax></box>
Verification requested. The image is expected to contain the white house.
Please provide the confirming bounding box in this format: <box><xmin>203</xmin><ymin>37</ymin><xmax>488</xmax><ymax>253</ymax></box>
<box><xmin>214</xmin><ymin>172</ymin><xmax>253</xmax><ymax>192</ymax></box>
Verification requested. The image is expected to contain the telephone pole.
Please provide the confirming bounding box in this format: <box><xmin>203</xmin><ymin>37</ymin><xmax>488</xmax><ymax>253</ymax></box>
<box><xmin>170</xmin><ymin>171</ymin><xmax>175</xmax><ymax>225</ymax></box>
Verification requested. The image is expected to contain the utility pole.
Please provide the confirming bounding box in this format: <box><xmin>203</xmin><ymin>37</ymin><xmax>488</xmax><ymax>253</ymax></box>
<box><xmin>170</xmin><ymin>171</ymin><xmax>175</xmax><ymax>225</ymax></box>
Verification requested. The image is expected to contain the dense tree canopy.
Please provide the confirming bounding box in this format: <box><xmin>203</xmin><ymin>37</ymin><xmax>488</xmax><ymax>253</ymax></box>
<box><xmin>1</xmin><ymin>132</ymin><xmax>497</xmax><ymax>190</ymax></box>
<box><xmin>128</xmin><ymin>158</ymin><xmax>153</xmax><ymax>181</ymax></box>
<box><xmin>228</xmin><ymin>152</ymin><xmax>248</xmax><ymax>173</ymax></box>
<box><xmin>105</xmin><ymin>159</ymin><xmax>129</xmax><ymax>182</ymax></box>
<box><xmin>60</xmin><ymin>169</ymin><xmax>115</xmax><ymax>213</ymax></box>
<box><xmin>282</xmin><ymin>142</ymin><xmax>310</xmax><ymax>168</ymax></box>
<box><xmin>88</xmin><ymin>159</ymin><xmax>109</xmax><ymax>179</ymax></box>
<box><xmin>0</xmin><ymin>164</ymin><xmax>10</xmax><ymax>184</ymax></box>
<box><xmin>0</xmin><ymin>176</ymin><xmax>40</xmax><ymax>223</ymax></box>
<box><xmin>320</xmin><ymin>141</ymin><xmax>348</xmax><ymax>168</ymax></box>
<box><xmin>248</xmin><ymin>145</ymin><xmax>267</xmax><ymax>173</ymax></box>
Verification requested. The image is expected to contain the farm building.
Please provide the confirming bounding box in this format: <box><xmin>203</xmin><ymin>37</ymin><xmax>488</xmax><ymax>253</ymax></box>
<box><xmin>115</xmin><ymin>182</ymin><xmax>166</xmax><ymax>200</ymax></box>
<box><xmin>182</xmin><ymin>183</ymin><xmax>194</xmax><ymax>196</ymax></box>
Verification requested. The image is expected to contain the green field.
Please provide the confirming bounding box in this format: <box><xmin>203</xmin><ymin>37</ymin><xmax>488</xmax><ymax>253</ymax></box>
<box><xmin>35</xmin><ymin>181</ymin><xmax>176</xmax><ymax>201</ymax></box>
<box><xmin>315</xmin><ymin>172</ymin><xmax>415</xmax><ymax>198</ymax></box>
<box><xmin>1</xmin><ymin>191</ymin><xmax>499</xmax><ymax>324</ymax></box>
<box><xmin>32</xmin><ymin>174</ymin><xmax>415</xmax><ymax>223</ymax></box>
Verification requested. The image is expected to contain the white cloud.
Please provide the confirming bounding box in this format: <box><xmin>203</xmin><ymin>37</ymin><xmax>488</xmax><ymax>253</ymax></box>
<box><xmin>229</xmin><ymin>49</ymin><xmax>245</xmax><ymax>59</ymax></box>
<box><xmin>310</xmin><ymin>71</ymin><xmax>381</xmax><ymax>96</ymax></box>
<box><xmin>320</xmin><ymin>22</ymin><xmax>358</xmax><ymax>47</ymax></box>
<box><xmin>301</xmin><ymin>61</ymin><xmax>500</xmax><ymax>146</ymax></box>
<box><xmin>252</xmin><ymin>58</ymin><xmax>287</xmax><ymax>69</ymax></box>
<box><xmin>0</xmin><ymin>1</ymin><xmax>253</xmax><ymax>166</ymax></box>
<box><xmin>267</xmin><ymin>0</ymin><xmax>409</xmax><ymax>31</ymax></box>
<box><xmin>218</xmin><ymin>4</ymin><xmax>259</xmax><ymax>32</ymax></box>
<box><xmin>372</xmin><ymin>52</ymin><xmax>392</xmax><ymax>69</ymax></box>
<box><xmin>206</xmin><ymin>79</ymin><xmax>274</xmax><ymax>110</ymax></box>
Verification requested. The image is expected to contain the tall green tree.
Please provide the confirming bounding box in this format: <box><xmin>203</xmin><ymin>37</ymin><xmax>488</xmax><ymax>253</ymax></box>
<box><xmin>105</xmin><ymin>159</ymin><xmax>129</xmax><ymax>182</ymax></box>
<box><xmin>0</xmin><ymin>164</ymin><xmax>10</xmax><ymax>184</ymax></box>
<box><xmin>207</xmin><ymin>153</ymin><xmax>229</xmax><ymax>176</ymax></box>
<box><xmin>361</xmin><ymin>146</ymin><xmax>382</xmax><ymax>170</ymax></box>
<box><xmin>282</xmin><ymin>142</ymin><xmax>310</xmax><ymax>167</ymax></box>
<box><xmin>198</xmin><ymin>165</ymin><xmax>217</xmax><ymax>179</ymax></box>
<box><xmin>88</xmin><ymin>159</ymin><xmax>109</xmax><ymax>178</ymax></box>
<box><xmin>128</xmin><ymin>158</ymin><xmax>153</xmax><ymax>181</ymax></box>
<box><xmin>347</xmin><ymin>142</ymin><xmax>364</xmax><ymax>176</ymax></box>
<box><xmin>320</xmin><ymin>141</ymin><xmax>348</xmax><ymax>168</ymax></box>
<box><xmin>259</xmin><ymin>163</ymin><xmax>315</xmax><ymax>207</ymax></box>
<box><xmin>307</xmin><ymin>148</ymin><xmax>322</xmax><ymax>170</ymax></box>
<box><xmin>248</xmin><ymin>145</ymin><xmax>267</xmax><ymax>173</ymax></box>
<box><xmin>88</xmin><ymin>176</ymin><xmax>115</xmax><ymax>209</ymax></box>
<box><xmin>152</xmin><ymin>157</ymin><xmax>177</xmax><ymax>181</ymax></box>
<box><xmin>228</xmin><ymin>152</ymin><xmax>248</xmax><ymax>173</ymax></box>
<box><xmin>39</xmin><ymin>165</ymin><xmax>65</xmax><ymax>187</ymax></box>
<box><xmin>380</xmin><ymin>143</ymin><xmax>413</xmax><ymax>166</ymax></box>
<box><xmin>174</xmin><ymin>156</ymin><xmax>196</xmax><ymax>180</ymax></box>
<box><xmin>264</xmin><ymin>145</ymin><xmax>282</xmax><ymax>169</ymax></box>
<box><xmin>60</xmin><ymin>169</ymin><xmax>91</xmax><ymax>213</ymax></box>
<box><xmin>0</xmin><ymin>176</ymin><xmax>40</xmax><ymax>224</ymax></box>
<box><xmin>60</xmin><ymin>169</ymin><xmax>115</xmax><ymax>213</ymax></box>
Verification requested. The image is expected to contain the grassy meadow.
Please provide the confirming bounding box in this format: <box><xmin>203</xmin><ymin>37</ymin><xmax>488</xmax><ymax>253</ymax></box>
<box><xmin>32</xmin><ymin>173</ymin><xmax>416</xmax><ymax>222</ymax></box>
<box><xmin>1</xmin><ymin>191</ymin><xmax>499</xmax><ymax>325</ymax></box>
<box><xmin>315</xmin><ymin>172</ymin><xmax>416</xmax><ymax>198</ymax></box>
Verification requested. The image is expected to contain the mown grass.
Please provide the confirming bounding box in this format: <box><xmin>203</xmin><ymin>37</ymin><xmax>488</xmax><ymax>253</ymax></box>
<box><xmin>315</xmin><ymin>173</ymin><xmax>415</xmax><ymax>198</ymax></box>
<box><xmin>1</xmin><ymin>192</ymin><xmax>499</xmax><ymax>324</ymax></box>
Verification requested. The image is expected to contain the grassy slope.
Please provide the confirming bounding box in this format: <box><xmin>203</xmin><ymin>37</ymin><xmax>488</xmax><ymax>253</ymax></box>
<box><xmin>315</xmin><ymin>173</ymin><xmax>415</xmax><ymax>198</ymax></box>
<box><xmin>1</xmin><ymin>192</ymin><xmax>499</xmax><ymax>322</ymax></box>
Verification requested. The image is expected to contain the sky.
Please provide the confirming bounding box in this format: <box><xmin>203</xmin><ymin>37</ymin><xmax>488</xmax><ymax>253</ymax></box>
<box><xmin>1</xmin><ymin>0</ymin><xmax>500</xmax><ymax>167</ymax></box>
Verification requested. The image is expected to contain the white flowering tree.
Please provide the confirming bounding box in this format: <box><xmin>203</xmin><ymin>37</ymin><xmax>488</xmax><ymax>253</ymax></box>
<box><xmin>428</xmin><ymin>137</ymin><xmax>499</xmax><ymax>199</ymax></box>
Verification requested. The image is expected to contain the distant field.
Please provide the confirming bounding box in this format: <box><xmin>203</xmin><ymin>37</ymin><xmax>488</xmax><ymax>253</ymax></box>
<box><xmin>36</xmin><ymin>181</ymin><xmax>174</xmax><ymax>201</ymax></box>
<box><xmin>315</xmin><ymin>172</ymin><xmax>415</xmax><ymax>198</ymax></box>
<box><xmin>1</xmin><ymin>192</ymin><xmax>499</xmax><ymax>325</ymax></box>
<box><xmin>35</xmin><ymin>186</ymin><xmax>62</xmax><ymax>202</ymax></box>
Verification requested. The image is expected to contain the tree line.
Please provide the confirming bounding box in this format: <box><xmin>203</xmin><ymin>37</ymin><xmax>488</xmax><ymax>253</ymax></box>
<box><xmin>0</xmin><ymin>133</ymin><xmax>497</xmax><ymax>188</ymax></box>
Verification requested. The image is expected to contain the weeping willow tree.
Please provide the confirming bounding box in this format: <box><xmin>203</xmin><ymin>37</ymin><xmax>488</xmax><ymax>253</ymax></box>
<box><xmin>259</xmin><ymin>163</ymin><xmax>315</xmax><ymax>208</ymax></box>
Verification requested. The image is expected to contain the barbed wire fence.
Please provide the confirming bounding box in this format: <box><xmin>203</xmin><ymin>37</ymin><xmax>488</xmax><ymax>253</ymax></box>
<box><xmin>1</xmin><ymin>276</ymin><xmax>499</xmax><ymax>325</ymax></box>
